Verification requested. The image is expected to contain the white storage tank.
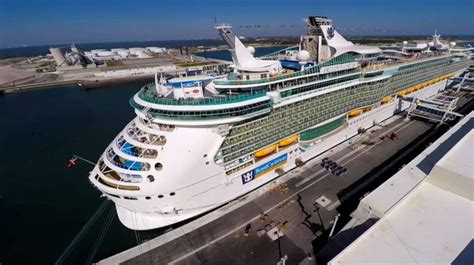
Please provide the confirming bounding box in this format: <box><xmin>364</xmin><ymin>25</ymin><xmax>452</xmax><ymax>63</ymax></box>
<box><xmin>129</xmin><ymin>47</ymin><xmax>145</xmax><ymax>55</ymax></box>
<box><xmin>116</xmin><ymin>50</ymin><xmax>131</xmax><ymax>58</ymax></box>
<box><xmin>96</xmin><ymin>51</ymin><xmax>118</xmax><ymax>57</ymax></box>
<box><xmin>135</xmin><ymin>50</ymin><xmax>154</xmax><ymax>58</ymax></box>
<box><xmin>146</xmin><ymin>47</ymin><xmax>167</xmax><ymax>53</ymax></box>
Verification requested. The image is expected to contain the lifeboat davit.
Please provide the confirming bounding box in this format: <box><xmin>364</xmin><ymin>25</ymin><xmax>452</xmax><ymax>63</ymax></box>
<box><xmin>255</xmin><ymin>145</ymin><xmax>277</xmax><ymax>158</ymax></box>
<box><xmin>278</xmin><ymin>135</ymin><xmax>298</xmax><ymax>147</ymax></box>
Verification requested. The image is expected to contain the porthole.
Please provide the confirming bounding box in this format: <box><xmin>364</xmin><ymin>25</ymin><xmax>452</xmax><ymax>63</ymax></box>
<box><xmin>155</xmin><ymin>163</ymin><xmax>163</xmax><ymax>171</ymax></box>
<box><xmin>147</xmin><ymin>175</ymin><xmax>155</xmax><ymax>182</ymax></box>
<box><xmin>158</xmin><ymin>195</ymin><xmax>164</xmax><ymax>198</ymax></box>
<box><xmin>203</xmin><ymin>154</ymin><xmax>207</xmax><ymax>158</ymax></box>
<box><xmin>145</xmin><ymin>196</ymin><xmax>151</xmax><ymax>200</ymax></box>
<box><xmin>170</xmin><ymin>192</ymin><xmax>175</xmax><ymax>196</ymax></box>
<box><xmin>205</xmin><ymin>161</ymin><xmax>209</xmax><ymax>165</ymax></box>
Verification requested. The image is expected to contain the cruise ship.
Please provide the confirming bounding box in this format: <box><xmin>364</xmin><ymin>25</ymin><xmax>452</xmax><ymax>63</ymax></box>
<box><xmin>88</xmin><ymin>16</ymin><xmax>471</xmax><ymax>230</ymax></box>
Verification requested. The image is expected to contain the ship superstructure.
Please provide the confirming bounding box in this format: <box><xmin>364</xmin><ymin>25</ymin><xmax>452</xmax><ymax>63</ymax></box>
<box><xmin>88</xmin><ymin>16</ymin><xmax>471</xmax><ymax>230</ymax></box>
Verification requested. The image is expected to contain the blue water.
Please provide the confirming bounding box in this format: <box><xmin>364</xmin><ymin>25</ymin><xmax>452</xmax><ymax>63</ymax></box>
<box><xmin>0</xmin><ymin>82</ymin><xmax>171</xmax><ymax>264</ymax></box>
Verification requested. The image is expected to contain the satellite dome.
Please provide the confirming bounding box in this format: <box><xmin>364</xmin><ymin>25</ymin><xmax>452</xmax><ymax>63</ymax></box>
<box><xmin>297</xmin><ymin>50</ymin><xmax>310</xmax><ymax>62</ymax></box>
<box><xmin>269</xmin><ymin>69</ymin><xmax>278</xmax><ymax>77</ymax></box>
<box><xmin>450</xmin><ymin>42</ymin><xmax>456</xmax><ymax>47</ymax></box>
<box><xmin>402</xmin><ymin>41</ymin><xmax>408</xmax><ymax>45</ymax></box>
<box><xmin>428</xmin><ymin>42</ymin><xmax>434</xmax><ymax>47</ymax></box>
<box><xmin>247</xmin><ymin>46</ymin><xmax>255</xmax><ymax>55</ymax></box>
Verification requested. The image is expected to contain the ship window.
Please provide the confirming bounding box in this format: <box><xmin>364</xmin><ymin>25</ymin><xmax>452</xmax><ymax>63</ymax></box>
<box><xmin>147</xmin><ymin>175</ymin><xmax>155</xmax><ymax>182</ymax></box>
<box><xmin>155</xmin><ymin>163</ymin><xmax>163</xmax><ymax>171</ymax></box>
<box><xmin>170</xmin><ymin>192</ymin><xmax>176</xmax><ymax>196</ymax></box>
<box><xmin>158</xmin><ymin>195</ymin><xmax>164</xmax><ymax>198</ymax></box>
<box><xmin>124</xmin><ymin>196</ymin><xmax>138</xmax><ymax>200</ymax></box>
<box><xmin>145</xmin><ymin>196</ymin><xmax>151</xmax><ymax>200</ymax></box>
<box><xmin>206</xmin><ymin>161</ymin><xmax>209</xmax><ymax>165</ymax></box>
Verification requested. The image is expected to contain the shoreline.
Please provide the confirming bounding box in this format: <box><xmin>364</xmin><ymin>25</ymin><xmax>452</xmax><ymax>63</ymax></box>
<box><xmin>0</xmin><ymin>75</ymin><xmax>157</xmax><ymax>94</ymax></box>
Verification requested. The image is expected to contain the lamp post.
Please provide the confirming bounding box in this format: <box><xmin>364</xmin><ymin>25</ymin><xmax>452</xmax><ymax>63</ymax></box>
<box><xmin>274</xmin><ymin>229</ymin><xmax>282</xmax><ymax>259</ymax></box>
<box><xmin>313</xmin><ymin>203</ymin><xmax>325</xmax><ymax>231</ymax></box>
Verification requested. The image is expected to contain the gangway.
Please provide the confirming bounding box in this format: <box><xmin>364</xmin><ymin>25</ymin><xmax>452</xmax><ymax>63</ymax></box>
<box><xmin>405</xmin><ymin>94</ymin><xmax>463</xmax><ymax>124</ymax></box>
<box><xmin>450</xmin><ymin>71</ymin><xmax>474</xmax><ymax>92</ymax></box>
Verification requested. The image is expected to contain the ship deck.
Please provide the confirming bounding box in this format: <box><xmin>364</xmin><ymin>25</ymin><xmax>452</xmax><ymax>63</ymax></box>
<box><xmin>99</xmin><ymin>89</ymin><xmax>472</xmax><ymax>265</ymax></box>
<box><xmin>361</xmin><ymin>52</ymin><xmax>451</xmax><ymax>72</ymax></box>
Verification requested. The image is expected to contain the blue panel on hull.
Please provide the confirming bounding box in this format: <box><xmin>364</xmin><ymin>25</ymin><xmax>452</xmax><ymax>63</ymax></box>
<box><xmin>169</xmin><ymin>80</ymin><xmax>201</xmax><ymax>88</ymax></box>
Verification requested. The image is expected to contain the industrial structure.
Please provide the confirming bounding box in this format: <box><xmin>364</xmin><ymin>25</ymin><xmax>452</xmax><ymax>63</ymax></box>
<box><xmin>48</xmin><ymin>45</ymin><xmax>168</xmax><ymax>68</ymax></box>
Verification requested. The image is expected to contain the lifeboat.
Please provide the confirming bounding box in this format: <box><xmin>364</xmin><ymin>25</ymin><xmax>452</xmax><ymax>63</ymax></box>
<box><xmin>255</xmin><ymin>145</ymin><xmax>277</xmax><ymax>158</ymax></box>
<box><xmin>405</xmin><ymin>87</ymin><xmax>415</xmax><ymax>94</ymax></box>
<box><xmin>348</xmin><ymin>109</ymin><xmax>363</xmax><ymax>117</ymax></box>
<box><xmin>278</xmin><ymin>135</ymin><xmax>298</xmax><ymax>147</ymax></box>
<box><xmin>381</xmin><ymin>96</ymin><xmax>392</xmax><ymax>104</ymax></box>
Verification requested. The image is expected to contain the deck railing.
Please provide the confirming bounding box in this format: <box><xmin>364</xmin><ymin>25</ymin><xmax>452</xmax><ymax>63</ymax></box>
<box><xmin>137</xmin><ymin>85</ymin><xmax>268</xmax><ymax>106</ymax></box>
<box><xmin>214</xmin><ymin>53</ymin><xmax>357</xmax><ymax>86</ymax></box>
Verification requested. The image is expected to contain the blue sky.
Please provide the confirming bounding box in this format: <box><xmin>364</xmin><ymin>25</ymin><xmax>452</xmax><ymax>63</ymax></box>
<box><xmin>0</xmin><ymin>0</ymin><xmax>473</xmax><ymax>48</ymax></box>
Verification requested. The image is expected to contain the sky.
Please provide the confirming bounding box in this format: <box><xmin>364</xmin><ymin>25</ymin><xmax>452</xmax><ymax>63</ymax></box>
<box><xmin>0</xmin><ymin>0</ymin><xmax>473</xmax><ymax>48</ymax></box>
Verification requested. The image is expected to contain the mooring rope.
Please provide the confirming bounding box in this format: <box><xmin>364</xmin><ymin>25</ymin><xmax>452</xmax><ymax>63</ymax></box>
<box><xmin>85</xmin><ymin>206</ymin><xmax>116</xmax><ymax>264</ymax></box>
<box><xmin>55</xmin><ymin>199</ymin><xmax>111</xmax><ymax>265</ymax></box>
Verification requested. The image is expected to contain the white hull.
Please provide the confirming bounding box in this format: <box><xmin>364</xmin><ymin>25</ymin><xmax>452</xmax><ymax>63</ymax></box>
<box><xmin>94</xmin><ymin>77</ymin><xmax>450</xmax><ymax>230</ymax></box>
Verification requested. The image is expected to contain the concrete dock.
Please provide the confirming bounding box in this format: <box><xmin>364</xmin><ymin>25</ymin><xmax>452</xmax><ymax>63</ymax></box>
<box><xmin>98</xmin><ymin>90</ymin><xmax>472</xmax><ymax>265</ymax></box>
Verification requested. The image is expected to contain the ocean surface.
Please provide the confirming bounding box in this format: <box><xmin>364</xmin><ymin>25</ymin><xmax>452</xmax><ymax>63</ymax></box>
<box><xmin>0</xmin><ymin>45</ymin><xmax>284</xmax><ymax>265</ymax></box>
